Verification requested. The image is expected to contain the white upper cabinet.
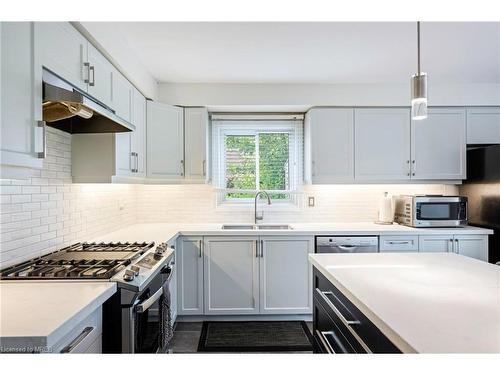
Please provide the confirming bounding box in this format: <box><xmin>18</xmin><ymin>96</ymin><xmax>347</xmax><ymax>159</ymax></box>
<box><xmin>410</xmin><ymin>107</ymin><xmax>466</xmax><ymax>180</ymax></box>
<box><xmin>131</xmin><ymin>88</ymin><xmax>147</xmax><ymax>176</ymax></box>
<box><xmin>147</xmin><ymin>101</ymin><xmax>184</xmax><ymax>179</ymax></box>
<box><xmin>466</xmin><ymin>107</ymin><xmax>500</xmax><ymax>145</ymax></box>
<box><xmin>184</xmin><ymin>107</ymin><xmax>208</xmax><ymax>181</ymax></box>
<box><xmin>1</xmin><ymin>22</ymin><xmax>44</xmax><ymax>173</ymax></box>
<box><xmin>34</xmin><ymin>22</ymin><xmax>88</xmax><ymax>92</ymax></box>
<box><xmin>305</xmin><ymin>108</ymin><xmax>354</xmax><ymax>183</ymax></box>
<box><xmin>86</xmin><ymin>43</ymin><xmax>113</xmax><ymax>108</ymax></box>
<box><xmin>111</xmin><ymin>68</ymin><xmax>133</xmax><ymax>122</ymax></box>
<box><xmin>355</xmin><ymin>108</ymin><xmax>411</xmax><ymax>181</ymax></box>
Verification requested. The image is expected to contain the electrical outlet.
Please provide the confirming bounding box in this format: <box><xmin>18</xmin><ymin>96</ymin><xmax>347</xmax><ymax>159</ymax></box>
<box><xmin>308</xmin><ymin>196</ymin><xmax>315</xmax><ymax>207</ymax></box>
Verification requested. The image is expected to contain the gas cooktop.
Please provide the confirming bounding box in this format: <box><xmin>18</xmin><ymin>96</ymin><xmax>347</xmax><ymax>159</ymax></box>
<box><xmin>0</xmin><ymin>242</ymin><xmax>155</xmax><ymax>280</ymax></box>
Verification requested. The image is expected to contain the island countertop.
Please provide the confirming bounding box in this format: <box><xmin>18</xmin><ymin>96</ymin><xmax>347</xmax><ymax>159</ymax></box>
<box><xmin>308</xmin><ymin>252</ymin><xmax>500</xmax><ymax>353</ymax></box>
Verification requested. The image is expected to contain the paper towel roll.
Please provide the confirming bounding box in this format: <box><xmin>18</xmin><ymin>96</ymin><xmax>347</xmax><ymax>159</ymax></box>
<box><xmin>378</xmin><ymin>192</ymin><xmax>394</xmax><ymax>223</ymax></box>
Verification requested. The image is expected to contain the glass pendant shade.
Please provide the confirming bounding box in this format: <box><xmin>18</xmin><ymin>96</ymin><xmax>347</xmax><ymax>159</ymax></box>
<box><xmin>411</xmin><ymin>73</ymin><xmax>427</xmax><ymax>120</ymax></box>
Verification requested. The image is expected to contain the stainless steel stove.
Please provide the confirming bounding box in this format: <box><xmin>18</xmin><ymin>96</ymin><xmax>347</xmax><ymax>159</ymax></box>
<box><xmin>0</xmin><ymin>242</ymin><xmax>154</xmax><ymax>280</ymax></box>
<box><xmin>0</xmin><ymin>241</ymin><xmax>175</xmax><ymax>354</ymax></box>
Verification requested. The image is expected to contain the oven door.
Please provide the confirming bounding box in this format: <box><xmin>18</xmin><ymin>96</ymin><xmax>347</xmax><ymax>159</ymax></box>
<box><xmin>131</xmin><ymin>265</ymin><xmax>173</xmax><ymax>353</ymax></box>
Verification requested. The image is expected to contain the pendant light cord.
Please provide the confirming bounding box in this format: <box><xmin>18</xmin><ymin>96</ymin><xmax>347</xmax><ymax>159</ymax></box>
<box><xmin>417</xmin><ymin>21</ymin><xmax>421</xmax><ymax>75</ymax></box>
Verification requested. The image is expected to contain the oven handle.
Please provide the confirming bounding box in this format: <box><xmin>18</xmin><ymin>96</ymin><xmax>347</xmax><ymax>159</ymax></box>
<box><xmin>135</xmin><ymin>266</ymin><xmax>173</xmax><ymax>314</ymax></box>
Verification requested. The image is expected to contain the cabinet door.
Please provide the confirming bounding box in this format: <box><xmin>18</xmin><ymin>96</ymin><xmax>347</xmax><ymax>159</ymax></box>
<box><xmin>87</xmin><ymin>43</ymin><xmax>113</xmax><ymax>107</ymax></box>
<box><xmin>111</xmin><ymin>69</ymin><xmax>133</xmax><ymax>122</ymax></box>
<box><xmin>1</xmin><ymin>22</ymin><xmax>44</xmax><ymax>172</ymax></box>
<box><xmin>177</xmin><ymin>237</ymin><xmax>204</xmax><ymax>315</ymax></box>
<box><xmin>131</xmin><ymin>89</ymin><xmax>147</xmax><ymax>176</ymax></box>
<box><xmin>306</xmin><ymin>108</ymin><xmax>354</xmax><ymax>183</ymax></box>
<box><xmin>184</xmin><ymin>107</ymin><xmax>208</xmax><ymax>181</ymax></box>
<box><xmin>466</xmin><ymin>107</ymin><xmax>500</xmax><ymax>145</ymax></box>
<box><xmin>260</xmin><ymin>236</ymin><xmax>313</xmax><ymax>314</ymax></box>
<box><xmin>418</xmin><ymin>235</ymin><xmax>454</xmax><ymax>252</ymax></box>
<box><xmin>34</xmin><ymin>22</ymin><xmax>88</xmax><ymax>92</ymax></box>
<box><xmin>147</xmin><ymin>101</ymin><xmax>184</xmax><ymax>179</ymax></box>
<box><xmin>454</xmin><ymin>235</ymin><xmax>489</xmax><ymax>262</ymax></box>
<box><xmin>411</xmin><ymin>108</ymin><xmax>466</xmax><ymax>180</ymax></box>
<box><xmin>204</xmin><ymin>237</ymin><xmax>260</xmax><ymax>315</ymax></box>
<box><xmin>114</xmin><ymin>133</ymin><xmax>133</xmax><ymax>176</ymax></box>
<box><xmin>355</xmin><ymin>108</ymin><xmax>411</xmax><ymax>180</ymax></box>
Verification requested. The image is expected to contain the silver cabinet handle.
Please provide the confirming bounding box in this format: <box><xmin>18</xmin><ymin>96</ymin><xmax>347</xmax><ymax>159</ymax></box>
<box><xmin>60</xmin><ymin>327</ymin><xmax>94</xmax><ymax>353</ymax></box>
<box><xmin>180</xmin><ymin>160</ymin><xmax>184</xmax><ymax>176</ymax></box>
<box><xmin>316</xmin><ymin>330</ymin><xmax>334</xmax><ymax>354</ymax></box>
<box><xmin>260</xmin><ymin>240</ymin><xmax>264</xmax><ymax>257</ymax></box>
<box><xmin>35</xmin><ymin>120</ymin><xmax>46</xmax><ymax>159</ymax></box>
<box><xmin>135</xmin><ymin>287</ymin><xmax>163</xmax><ymax>313</ymax></box>
<box><xmin>130</xmin><ymin>152</ymin><xmax>135</xmax><ymax>172</ymax></box>
<box><xmin>83</xmin><ymin>62</ymin><xmax>90</xmax><ymax>84</ymax></box>
<box><xmin>411</xmin><ymin>160</ymin><xmax>416</xmax><ymax>176</ymax></box>
<box><xmin>89</xmin><ymin>65</ymin><xmax>95</xmax><ymax>86</ymax></box>
<box><xmin>317</xmin><ymin>288</ymin><xmax>360</xmax><ymax>325</ymax></box>
<box><xmin>202</xmin><ymin>159</ymin><xmax>206</xmax><ymax>177</ymax></box>
<box><xmin>387</xmin><ymin>241</ymin><xmax>411</xmax><ymax>245</ymax></box>
<box><xmin>448</xmin><ymin>238</ymin><xmax>453</xmax><ymax>252</ymax></box>
<box><xmin>455</xmin><ymin>238</ymin><xmax>459</xmax><ymax>254</ymax></box>
<box><xmin>198</xmin><ymin>240</ymin><xmax>203</xmax><ymax>258</ymax></box>
<box><xmin>255</xmin><ymin>240</ymin><xmax>259</xmax><ymax>258</ymax></box>
<box><xmin>136</xmin><ymin>153</ymin><xmax>139</xmax><ymax>173</ymax></box>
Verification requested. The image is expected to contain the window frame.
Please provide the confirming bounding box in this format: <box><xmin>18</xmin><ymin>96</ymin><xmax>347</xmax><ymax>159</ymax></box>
<box><xmin>212</xmin><ymin>120</ymin><xmax>303</xmax><ymax>206</ymax></box>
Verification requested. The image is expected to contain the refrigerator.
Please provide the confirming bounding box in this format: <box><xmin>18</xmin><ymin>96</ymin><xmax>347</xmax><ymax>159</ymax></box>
<box><xmin>460</xmin><ymin>144</ymin><xmax>500</xmax><ymax>264</ymax></box>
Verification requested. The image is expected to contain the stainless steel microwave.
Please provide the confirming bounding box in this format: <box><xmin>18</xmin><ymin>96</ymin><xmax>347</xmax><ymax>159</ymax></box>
<box><xmin>394</xmin><ymin>195</ymin><xmax>468</xmax><ymax>227</ymax></box>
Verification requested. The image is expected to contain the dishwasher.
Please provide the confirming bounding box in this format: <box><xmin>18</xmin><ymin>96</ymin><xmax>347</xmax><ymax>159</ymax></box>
<box><xmin>315</xmin><ymin>236</ymin><xmax>379</xmax><ymax>253</ymax></box>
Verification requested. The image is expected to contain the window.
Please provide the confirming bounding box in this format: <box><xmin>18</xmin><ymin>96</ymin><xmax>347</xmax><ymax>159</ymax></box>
<box><xmin>212</xmin><ymin>114</ymin><xmax>303</xmax><ymax>204</ymax></box>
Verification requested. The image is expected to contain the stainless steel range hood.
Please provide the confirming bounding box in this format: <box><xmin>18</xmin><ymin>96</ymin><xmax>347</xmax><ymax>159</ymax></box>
<box><xmin>42</xmin><ymin>69</ymin><xmax>135</xmax><ymax>134</ymax></box>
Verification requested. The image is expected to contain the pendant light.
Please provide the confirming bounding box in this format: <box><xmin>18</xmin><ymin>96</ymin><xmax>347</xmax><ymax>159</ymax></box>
<box><xmin>411</xmin><ymin>21</ymin><xmax>428</xmax><ymax>120</ymax></box>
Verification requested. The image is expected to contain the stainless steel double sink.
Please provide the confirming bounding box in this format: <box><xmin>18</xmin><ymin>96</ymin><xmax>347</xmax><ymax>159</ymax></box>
<box><xmin>221</xmin><ymin>224</ymin><xmax>293</xmax><ymax>230</ymax></box>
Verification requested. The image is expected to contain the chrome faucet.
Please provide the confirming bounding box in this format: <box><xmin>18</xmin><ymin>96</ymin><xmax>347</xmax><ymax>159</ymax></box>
<box><xmin>254</xmin><ymin>191</ymin><xmax>271</xmax><ymax>224</ymax></box>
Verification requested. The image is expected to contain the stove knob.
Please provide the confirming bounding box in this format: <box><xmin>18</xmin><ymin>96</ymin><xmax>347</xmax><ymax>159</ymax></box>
<box><xmin>130</xmin><ymin>265</ymin><xmax>140</xmax><ymax>275</ymax></box>
<box><xmin>123</xmin><ymin>269</ymin><xmax>135</xmax><ymax>282</ymax></box>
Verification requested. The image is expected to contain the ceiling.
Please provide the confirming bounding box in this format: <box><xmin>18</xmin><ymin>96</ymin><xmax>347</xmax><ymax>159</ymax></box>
<box><xmin>85</xmin><ymin>22</ymin><xmax>500</xmax><ymax>84</ymax></box>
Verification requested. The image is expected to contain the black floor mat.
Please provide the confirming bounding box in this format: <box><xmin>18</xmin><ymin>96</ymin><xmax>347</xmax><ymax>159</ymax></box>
<box><xmin>197</xmin><ymin>321</ymin><xmax>313</xmax><ymax>352</ymax></box>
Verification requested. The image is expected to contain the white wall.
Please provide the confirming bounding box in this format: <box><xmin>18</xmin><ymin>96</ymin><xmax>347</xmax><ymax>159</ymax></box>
<box><xmin>158</xmin><ymin>82</ymin><xmax>500</xmax><ymax>107</ymax></box>
<box><xmin>0</xmin><ymin>128</ymin><xmax>137</xmax><ymax>269</ymax></box>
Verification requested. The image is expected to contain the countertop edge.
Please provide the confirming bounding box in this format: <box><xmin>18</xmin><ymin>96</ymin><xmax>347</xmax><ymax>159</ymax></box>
<box><xmin>45</xmin><ymin>283</ymin><xmax>117</xmax><ymax>348</ymax></box>
<box><xmin>308</xmin><ymin>254</ymin><xmax>418</xmax><ymax>354</ymax></box>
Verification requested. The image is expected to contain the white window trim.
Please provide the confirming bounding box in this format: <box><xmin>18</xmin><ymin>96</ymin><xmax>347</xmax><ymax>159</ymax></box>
<box><xmin>211</xmin><ymin>120</ymin><xmax>303</xmax><ymax>208</ymax></box>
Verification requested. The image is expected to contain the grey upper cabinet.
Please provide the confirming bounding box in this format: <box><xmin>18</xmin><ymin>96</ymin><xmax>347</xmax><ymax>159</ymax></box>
<box><xmin>111</xmin><ymin>68</ymin><xmax>133</xmax><ymax>123</ymax></box>
<box><xmin>203</xmin><ymin>237</ymin><xmax>260</xmax><ymax>315</ymax></box>
<box><xmin>355</xmin><ymin>108</ymin><xmax>411</xmax><ymax>181</ymax></box>
<box><xmin>259</xmin><ymin>236</ymin><xmax>313</xmax><ymax>314</ymax></box>
<box><xmin>1</xmin><ymin>22</ymin><xmax>44</xmax><ymax>174</ymax></box>
<box><xmin>184</xmin><ymin>107</ymin><xmax>208</xmax><ymax>181</ymax></box>
<box><xmin>466</xmin><ymin>107</ymin><xmax>500</xmax><ymax>145</ymax></box>
<box><xmin>34</xmin><ymin>22</ymin><xmax>88</xmax><ymax>92</ymax></box>
<box><xmin>146</xmin><ymin>101</ymin><xmax>184</xmax><ymax>179</ymax></box>
<box><xmin>305</xmin><ymin>108</ymin><xmax>354</xmax><ymax>183</ymax></box>
<box><xmin>410</xmin><ymin>107</ymin><xmax>466</xmax><ymax>180</ymax></box>
<box><xmin>86</xmin><ymin>43</ymin><xmax>113</xmax><ymax>108</ymax></box>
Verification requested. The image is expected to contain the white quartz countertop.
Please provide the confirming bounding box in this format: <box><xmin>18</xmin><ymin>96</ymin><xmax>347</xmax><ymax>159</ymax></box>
<box><xmin>0</xmin><ymin>282</ymin><xmax>116</xmax><ymax>351</ymax></box>
<box><xmin>308</xmin><ymin>252</ymin><xmax>500</xmax><ymax>353</ymax></box>
<box><xmin>91</xmin><ymin>222</ymin><xmax>493</xmax><ymax>244</ymax></box>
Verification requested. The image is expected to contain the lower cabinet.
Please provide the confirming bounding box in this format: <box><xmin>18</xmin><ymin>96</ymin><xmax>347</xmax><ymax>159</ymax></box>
<box><xmin>176</xmin><ymin>235</ymin><xmax>314</xmax><ymax>316</ymax></box>
<box><xmin>176</xmin><ymin>236</ymin><xmax>204</xmax><ymax>315</ymax></box>
<box><xmin>260</xmin><ymin>236</ymin><xmax>313</xmax><ymax>314</ymax></box>
<box><xmin>203</xmin><ymin>236</ymin><xmax>260</xmax><ymax>315</ymax></box>
<box><xmin>419</xmin><ymin>234</ymin><xmax>489</xmax><ymax>262</ymax></box>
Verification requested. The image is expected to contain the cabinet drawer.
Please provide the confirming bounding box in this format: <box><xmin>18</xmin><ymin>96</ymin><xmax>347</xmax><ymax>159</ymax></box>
<box><xmin>53</xmin><ymin>306</ymin><xmax>102</xmax><ymax>353</ymax></box>
<box><xmin>379</xmin><ymin>236</ymin><xmax>419</xmax><ymax>252</ymax></box>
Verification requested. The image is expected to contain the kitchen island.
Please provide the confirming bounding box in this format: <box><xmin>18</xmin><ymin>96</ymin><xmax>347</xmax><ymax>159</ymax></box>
<box><xmin>308</xmin><ymin>252</ymin><xmax>500</xmax><ymax>353</ymax></box>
